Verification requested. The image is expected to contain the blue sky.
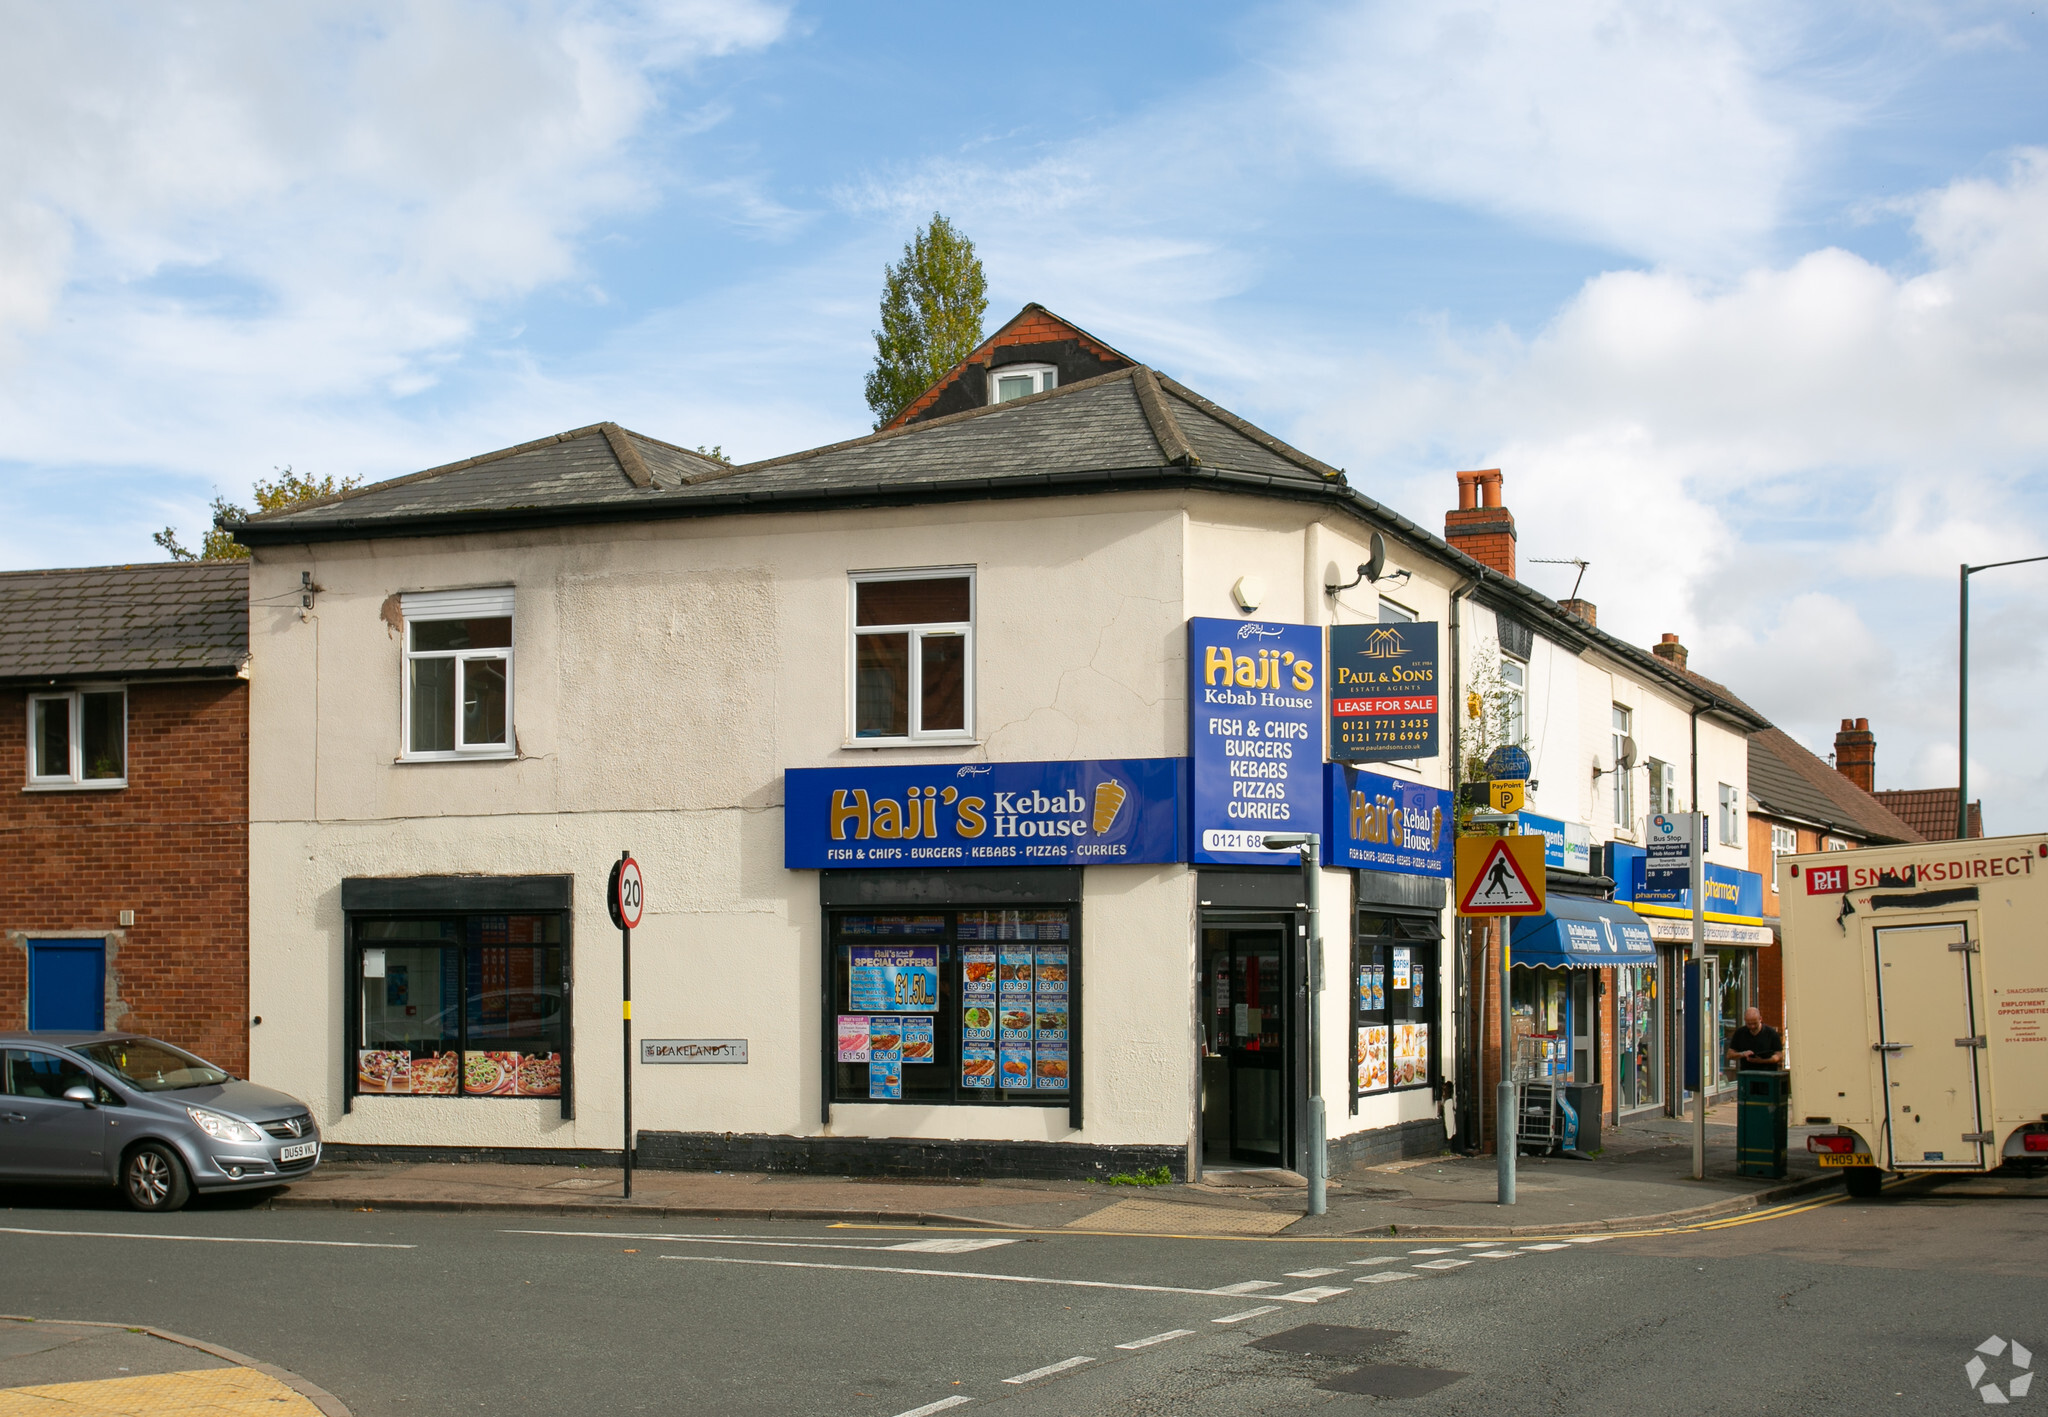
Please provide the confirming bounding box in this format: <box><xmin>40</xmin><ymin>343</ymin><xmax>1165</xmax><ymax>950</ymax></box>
<box><xmin>2</xmin><ymin>0</ymin><xmax>2044</xmax><ymax>828</ymax></box>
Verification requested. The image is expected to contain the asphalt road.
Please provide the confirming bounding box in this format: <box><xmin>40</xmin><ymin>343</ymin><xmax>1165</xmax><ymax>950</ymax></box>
<box><xmin>2</xmin><ymin>1181</ymin><xmax>2043</xmax><ymax>1415</ymax></box>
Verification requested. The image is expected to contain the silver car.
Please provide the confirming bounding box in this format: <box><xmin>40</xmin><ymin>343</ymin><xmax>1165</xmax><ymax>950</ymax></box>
<box><xmin>0</xmin><ymin>1032</ymin><xmax>321</xmax><ymax>1212</ymax></box>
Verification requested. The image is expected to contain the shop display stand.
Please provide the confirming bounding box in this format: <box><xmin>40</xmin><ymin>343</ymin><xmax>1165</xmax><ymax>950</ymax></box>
<box><xmin>1514</xmin><ymin>1079</ymin><xmax>1559</xmax><ymax>1155</ymax></box>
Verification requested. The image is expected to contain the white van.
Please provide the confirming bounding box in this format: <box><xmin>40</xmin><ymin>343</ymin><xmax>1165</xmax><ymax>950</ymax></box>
<box><xmin>1779</xmin><ymin>833</ymin><xmax>2048</xmax><ymax>1197</ymax></box>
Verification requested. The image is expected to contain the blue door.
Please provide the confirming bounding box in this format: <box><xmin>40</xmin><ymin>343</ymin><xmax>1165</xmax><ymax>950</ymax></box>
<box><xmin>27</xmin><ymin>941</ymin><xmax>105</xmax><ymax>1031</ymax></box>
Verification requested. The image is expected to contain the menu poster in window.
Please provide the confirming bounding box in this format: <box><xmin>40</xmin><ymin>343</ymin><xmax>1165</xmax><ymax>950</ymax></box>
<box><xmin>960</xmin><ymin>910</ymin><xmax>1070</xmax><ymax>940</ymax></box>
<box><xmin>1033</xmin><ymin>1004</ymin><xmax>1068</xmax><ymax>1041</ymax></box>
<box><xmin>1411</xmin><ymin>967</ymin><xmax>1425</xmax><ymax>1007</ymax></box>
<box><xmin>961</xmin><ymin>1003</ymin><xmax>995</xmax><ymax>1042</ymax></box>
<box><xmin>869</xmin><ymin>1055</ymin><xmax>903</xmax><ymax>1100</ymax></box>
<box><xmin>850</xmin><ymin>947</ymin><xmax>940</xmax><ymax>1013</ymax></box>
<box><xmin>963</xmin><ymin>949</ymin><xmax>997</xmax><ymax>1000</ymax></box>
<box><xmin>868</xmin><ymin>1017</ymin><xmax>902</xmax><ymax>1099</ymax></box>
<box><xmin>1032</xmin><ymin>949</ymin><xmax>1068</xmax><ymax>999</ymax></box>
<box><xmin>998</xmin><ymin>953</ymin><xmax>1033</xmax><ymax>999</ymax></box>
<box><xmin>1392</xmin><ymin>1024</ymin><xmax>1426</xmax><ymax>1086</ymax></box>
<box><xmin>1391</xmin><ymin>948</ymin><xmax>1411</xmax><ymax>992</ymax></box>
<box><xmin>999</xmin><ymin>1003</ymin><xmax>1033</xmax><ymax>1043</ymax></box>
<box><xmin>837</xmin><ymin>1015</ymin><xmax>871</xmax><ymax>1063</ymax></box>
<box><xmin>1357</xmin><ymin>1025</ymin><xmax>1389</xmax><ymax>1090</ymax></box>
<box><xmin>901</xmin><ymin>1015</ymin><xmax>935</xmax><ymax>1064</ymax></box>
<box><xmin>1356</xmin><ymin>965</ymin><xmax>1369</xmax><ymax>1012</ymax></box>
<box><xmin>1035</xmin><ymin>1043</ymin><xmax>1068</xmax><ymax>1091</ymax></box>
<box><xmin>463</xmin><ymin>1051</ymin><xmax>523</xmax><ymax>1096</ymax></box>
<box><xmin>358</xmin><ymin>1050</ymin><xmax>412</xmax><ymax>1093</ymax></box>
<box><xmin>516</xmin><ymin>1053</ymin><xmax>562</xmax><ymax>1097</ymax></box>
<box><xmin>410</xmin><ymin>1051</ymin><xmax>458</xmax><ymax>1094</ymax></box>
<box><xmin>962</xmin><ymin>1045</ymin><xmax>997</xmax><ymax>1088</ymax></box>
<box><xmin>999</xmin><ymin>1045</ymin><xmax>1032</xmax><ymax>1090</ymax></box>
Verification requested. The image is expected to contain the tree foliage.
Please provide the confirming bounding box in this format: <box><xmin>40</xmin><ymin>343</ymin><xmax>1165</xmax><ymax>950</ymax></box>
<box><xmin>863</xmin><ymin>212</ymin><xmax>988</xmax><ymax>428</ymax></box>
<box><xmin>155</xmin><ymin>466</ymin><xmax>363</xmax><ymax>561</ymax></box>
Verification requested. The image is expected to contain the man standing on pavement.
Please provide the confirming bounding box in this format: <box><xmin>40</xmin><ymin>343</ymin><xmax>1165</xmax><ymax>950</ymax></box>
<box><xmin>1726</xmin><ymin>1007</ymin><xmax>1783</xmax><ymax>1071</ymax></box>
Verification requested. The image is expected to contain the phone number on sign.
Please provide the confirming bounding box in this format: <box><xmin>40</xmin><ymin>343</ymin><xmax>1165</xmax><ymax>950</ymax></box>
<box><xmin>1333</xmin><ymin>696</ymin><xmax>1438</xmax><ymax>715</ymax></box>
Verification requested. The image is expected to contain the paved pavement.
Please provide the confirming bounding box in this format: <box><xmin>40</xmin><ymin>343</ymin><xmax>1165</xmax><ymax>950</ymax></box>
<box><xmin>6</xmin><ymin>1172</ymin><xmax>2044</xmax><ymax>1414</ymax></box>
<box><xmin>267</xmin><ymin>1104</ymin><xmax>1831</xmax><ymax>1237</ymax></box>
<box><xmin>0</xmin><ymin>1318</ymin><xmax>346</xmax><ymax>1416</ymax></box>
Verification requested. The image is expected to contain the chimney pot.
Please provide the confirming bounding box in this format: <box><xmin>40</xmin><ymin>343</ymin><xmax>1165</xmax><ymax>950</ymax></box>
<box><xmin>1446</xmin><ymin>469</ymin><xmax>1515</xmax><ymax>577</ymax></box>
<box><xmin>1651</xmin><ymin>632</ymin><xmax>1688</xmax><ymax>669</ymax></box>
<box><xmin>1834</xmin><ymin>717</ymin><xmax>1877</xmax><ymax>794</ymax></box>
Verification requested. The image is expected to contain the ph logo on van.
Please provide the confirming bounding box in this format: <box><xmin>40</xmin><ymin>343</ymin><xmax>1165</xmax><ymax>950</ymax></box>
<box><xmin>1966</xmin><ymin>1334</ymin><xmax>2032</xmax><ymax>1403</ymax></box>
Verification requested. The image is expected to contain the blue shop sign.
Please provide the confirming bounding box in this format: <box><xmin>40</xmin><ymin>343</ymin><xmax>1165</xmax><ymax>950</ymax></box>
<box><xmin>1517</xmin><ymin>811</ymin><xmax>1592</xmax><ymax>874</ymax></box>
<box><xmin>1610</xmin><ymin>843</ymin><xmax>1764</xmax><ymax>919</ymax></box>
<box><xmin>1324</xmin><ymin>765</ymin><xmax>1452</xmax><ymax>877</ymax></box>
<box><xmin>1188</xmin><ymin>617</ymin><xmax>1325</xmax><ymax>865</ymax></box>
<box><xmin>1328</xmin><ymin>622</ymin><xmax>1441</xmax><ymax>763</ymax></box>
<box><xmin>785</xmin><ymin>758</ymin><xmax>1186</xmax><ymax>869</ymax></box>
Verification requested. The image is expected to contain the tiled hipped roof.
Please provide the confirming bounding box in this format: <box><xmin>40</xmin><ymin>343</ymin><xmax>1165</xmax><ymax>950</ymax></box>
<box><xmin>0</xmin><ymin>561</ymin><xmax>249</xmax><ymax>683</ymax></box>
<box><xmin>1873</xmin><ymin>787</ymin><xmax>1984</xmax><ymax>841</ymax></box>
<box><xmin>1747</xmin><ymin>729</ymin><xmax>1922</xmax><ymax>845</ymax></box>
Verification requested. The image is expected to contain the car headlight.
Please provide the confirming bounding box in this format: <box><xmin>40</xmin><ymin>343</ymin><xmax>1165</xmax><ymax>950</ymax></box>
<box><xmin>186</xmin><ymin>1107</ymin><xmax>263</xmax><ymax>1143</ymax></box>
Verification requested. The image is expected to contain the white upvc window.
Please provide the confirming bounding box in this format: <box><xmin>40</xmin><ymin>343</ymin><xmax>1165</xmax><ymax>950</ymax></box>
<box><xmin>989</xmin><ymin>364</ymin><xmax>1057</xmax><ymax>404</ymax></box>
<box><xmin>400</xmin><ymin>588</ymin><xmax>515</xmax><ymax>761</ymax></box>
<box><xmin>1500</xmin><ymin>658</ymin><xmax>1526</xmax><ymax>746</ymax></box>
<box><xmin>25</xmin><ymin>687</ymin><xmax>127</xmax><ymax>789</ymax></box>
<box><xmin>1718</xmin><ymin>781</ymin><xmax>1742</xmax><ymax>845</ymax></box>
<box><xmin>1770</xmin><ymin>824</ymin><xmax>1797</xmax><ymax>889</ymax></box>
<box><xmin>1610</xmin><ymin>705</ymin><xmax>1634</xmax><ymax>827</ymax></box>
<box><xmin>849</xmin><ymin>569</ymin><xmax>975</xmax><ymax>743</ymax></box>
<box><xmin>1644</xmin><ymin>757</ymin><xmax>1677</xmax><ymax>816</ymax></box>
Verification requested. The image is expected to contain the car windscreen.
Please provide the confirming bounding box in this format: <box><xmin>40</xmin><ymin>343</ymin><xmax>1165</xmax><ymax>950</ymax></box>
<box><xmin>75</xmin><ymin>1039</ymin><xmax>230</xmax><ymax>1091</ymax></box>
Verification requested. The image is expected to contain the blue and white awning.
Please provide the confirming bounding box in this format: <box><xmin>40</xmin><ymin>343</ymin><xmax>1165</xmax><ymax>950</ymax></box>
<box><xmin>1509</xmin><ymin>897</ymin><xmax>1657</xmax><ymax>969</ymax></box>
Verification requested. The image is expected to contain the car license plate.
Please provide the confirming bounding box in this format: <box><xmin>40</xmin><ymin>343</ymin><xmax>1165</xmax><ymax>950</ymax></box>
<box><xmin>1816</xmin><ymin>1153</ymin><xmax>1872</xmax><ymax>1168</ymax></box>
<box><xmin>280</xmin><ymin>1141</ymin><xmax>318</xmax><ymax>1163</ymax></box>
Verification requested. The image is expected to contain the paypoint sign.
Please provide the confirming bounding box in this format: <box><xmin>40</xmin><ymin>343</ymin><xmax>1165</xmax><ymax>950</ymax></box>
<box><xmin>1189</xmin><ymin>617</ymin><xmax>1324</xmax><ymax>865</ymax></box>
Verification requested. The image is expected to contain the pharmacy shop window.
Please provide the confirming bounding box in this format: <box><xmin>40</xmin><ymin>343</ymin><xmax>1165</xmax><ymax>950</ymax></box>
<box><xmin>849</xmin><ymin>570</ymin><xmax>974</xmax><ymax>743</ymax></box>
<box><xmin>25</xmin><ymin>687</ymin><xmax>126</xmax><ymax>789</ymax></box>
<box><xmin>348</xmin><ymin>915</ymin><xmax>565</xmax><ymax>1105</ymax></box>
<box><xmin>401</xmin><ymin>588</ymin><xmax>514</xmax><ymax>760</ymax></box>
<box><xmin>830</xmin><ymin>909</ymin><xmax>1072</xmax><ymax>1105</ymax></box>
<box><xmin>1352</xmin><ymin>912</ymin><xmax>1438</xmax><ymax>1102</ymax></box>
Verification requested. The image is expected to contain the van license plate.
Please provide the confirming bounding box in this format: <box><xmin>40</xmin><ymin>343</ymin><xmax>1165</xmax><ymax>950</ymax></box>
<box><xmin>1816</xmin><ymin>1153</ymin><xmax>1872</xmax><ymax>1168</ymax></box>
<box><xmin>280</xmin><ymin>1142</ymin><xmax>318</xmax><ymax>1163</ymax></box>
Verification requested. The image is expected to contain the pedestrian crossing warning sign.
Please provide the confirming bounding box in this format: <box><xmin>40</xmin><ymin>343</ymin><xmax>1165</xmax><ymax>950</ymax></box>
<box><xmin>1455</xmin><ymin>834</ymin><xmax>1547</xmax><ymax>916</ymax></box>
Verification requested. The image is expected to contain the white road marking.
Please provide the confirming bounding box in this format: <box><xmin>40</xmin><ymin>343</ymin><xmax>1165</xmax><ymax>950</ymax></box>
<box><xmin>1274</xmin><ymin>1285</ymin><xmax>1351</xmax><ymax>1301</ymax></box>
<box><xmin>1347</xmin><ymin>1257</ymin><xmax>1405</xmax><ymax>1267</ymax></box>
<box><xmin>0</xmin><ymin>1227</ymin><xmax>413</xmax><ymax>1249</ymax></box>
<box><xmin>1213</xmin><ymin>1280</ymin><xmax>1282</xmax><ymax>1293</ymax></box>
<box><xmin>1003</xmin><ymin>1357</ymin><xmax>1094</xmax><ymax>1385</ymax></box>
<box><xmin>1459</xmin><ymin>1242</ymin><xmax>1496</xmax><ymax>1248</ymax></box>
<box><xmin>1565</xmin><ymin>1236</ymin><xmax>1611</xmax><ymax>1243</ymax></box>
<box><xmin>1520</xmin><ymin>1243</ymin><xmax>1571</xmax><ymax>1251</ymax></box>
<box><xmin>1284</xmin><ymin>1267</ymin><xmax>1346</xmax><ymax>1278</ymax></box>
<box><xmin>1473</xmin><ymin>1250</ymin><xmax>1522</xmax><ymax>1259</ymax></box>
<box><xmin>1408</xmin><ymin>1247</ymin><xmax>1454</xmax><ymax>1254</ymax></box>
<box><xmin>661</xmin><ymin>1256</ymin><xmax>1326</xmax><ymax>1301</ymax></box>
<box><xmin>893</xmin><ymin>1397</ymin><xmax>973</xmax><ymax>1416</ymax></box>
<box><xmin>1117</xmin><ymin>1330</ymin><xmax>1196</xmax><ymax>1350</ymax></box>
<box><xmin>1214</xmin><ymin>1306</ymin><xmax>1283</xmax><ymax>1324</ymax></box>
<box><xmin>1356</xmin><ymin>1272</ymin><xmax>1419</xmax><ymax>1285</ymax></box>
<box><xmin>506</xmin><ymin>1229</ymin><xmax>1014</xmax><ymax>1256</ymax></box>
<box><xmin>1412</xmin><ymin>1259</ymin><xmax>1472</xmax><ymax>1271</ymax></box>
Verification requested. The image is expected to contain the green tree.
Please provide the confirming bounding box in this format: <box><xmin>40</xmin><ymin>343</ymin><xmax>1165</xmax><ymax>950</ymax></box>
<box><xmin>863</xmin><ymin>212</ymin><xmax>988</xmax><ymax>428</ymax></box>
<box><xmin>154</xmin><ymin>466</ymin><xmax>362</xmax><ymax>561</ymax></box>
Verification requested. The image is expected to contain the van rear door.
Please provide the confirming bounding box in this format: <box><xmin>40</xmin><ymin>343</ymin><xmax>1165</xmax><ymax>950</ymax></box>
<box><xmin>1874</xmin><ymin>921</ymin><xmax>1988</xmax><ymax>1170</ymax></box>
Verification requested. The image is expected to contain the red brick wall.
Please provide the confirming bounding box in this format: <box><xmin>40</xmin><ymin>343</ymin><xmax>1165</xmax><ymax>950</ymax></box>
<box><xmin>1443</xmin><ymin>508</ymin><xmax>1516</xmax><ymax>578</ymax></box>
<box><xmin>0</xmin><ymin>679</ymin><xmax>248</xmax><ymax>1074</ymax></box>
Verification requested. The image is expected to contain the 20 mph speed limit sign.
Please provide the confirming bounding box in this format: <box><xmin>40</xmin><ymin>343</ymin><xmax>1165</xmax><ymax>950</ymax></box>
<box><xmin>610</xmin><ymin>855</ymin><xmax>645</xmax><ymax>930</ymax></box>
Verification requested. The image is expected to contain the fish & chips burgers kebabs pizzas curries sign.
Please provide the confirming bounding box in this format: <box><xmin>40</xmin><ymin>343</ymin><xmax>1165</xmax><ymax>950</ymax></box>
<box><xmin>783</xmin><ymin>758</ymin><xmax>1185</xmax><ymax>869</ymax></box>
<box><xmin>1188</xmin><ymin>617</ymin><xmax>1324</xmax><ymax>865</ymax></box>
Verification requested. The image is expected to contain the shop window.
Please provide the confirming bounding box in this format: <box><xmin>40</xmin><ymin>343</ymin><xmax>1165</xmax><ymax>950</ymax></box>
<box><xmin>349</xmin><ymin>915</ymin><xmax>565</xmax><ymax>1101</ymax></box>
<box><xmin>1352</xmin><ymin>913</ymin><xmax>1438</xmax><ymax>1099</ymax></box>
<box><xmin>401</xmin><ymin>588</ymin><xmax>515</xmax><ymax>759</ymax></box>
<box><xmin>989</xmin><ymin>364</ymin><xmax>1057</xmax><ymax>403</ymax></box>
<box><xmin>829</xmin><ymin>909</ymin><xmax>1072</xmax><ymax>1106</ymax></box>
<box><xmin>1718</xmin><ymin>782</ymin><xmax>1741</xmax><ymax>845</ymax></box>
<box><xmin>1610</xmin><ymin>706</ymin><xmax>1634</xmax><ymax>828</ymax></box>
<box><xmin>1614</xmin><ymin>964</ymin><xmax>1660</xmax><ymax>1110</ymax></box>
<box><xmin>850</xmin><ymin>571</ymin><xmax>974</xmax><ymax>742</ymax></box>
<box><xmin>25</xmin><ymin>688</ymin><xmax>126</xmax><ymax>789</ymax></box>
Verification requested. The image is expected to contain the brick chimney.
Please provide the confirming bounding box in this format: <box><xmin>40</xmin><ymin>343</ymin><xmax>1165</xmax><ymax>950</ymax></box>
<box><xmin>1834</xmin><ymin>717</ymin><xmax>1875</xmax><ymax>793</ymax></box>
<box><xmin>1558</xmin><ymin>599</ymin><xmax>1596</xmax><ymax>626</ymax></box>
<box><xmin>1651</xmin><ymin>632</ymin><xmax>1688</xmax><ymax>670</ymax></box>
<box><xmin>1445</xmin><ymin>468</ymin><xmax>1515</xmax><ymax>578</ymax></box>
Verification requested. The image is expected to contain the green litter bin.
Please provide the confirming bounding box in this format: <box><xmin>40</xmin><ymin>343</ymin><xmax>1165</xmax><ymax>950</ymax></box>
<box><xmin>1736</xmin><ymin>1069</ymin><xmax>1789</xmax><ymax>1178</ymax></box>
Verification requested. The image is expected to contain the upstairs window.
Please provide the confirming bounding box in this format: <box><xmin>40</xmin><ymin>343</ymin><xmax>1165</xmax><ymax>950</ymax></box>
<box><xmin>1610</xmin><ymin>705</ymin><xmax>1634</xmax><ymax>828</ymax></box>
<box><xmin>851</xmin><ymin>571</ymin><xmax>973</xmax><ymax>742</ymax></box>
<box><xmin>402</xmin><ymin>589</ymin><xmax>514</xmax><ymax>760</ymax></box>
<box><xmin>26</xmin><ymin>688</ymin><xmax>126</xmax><ymax>789</ymax></box>
<box><xmin>1718</xmin><ymin>782</ymin><xmax>1742</xmax><ymax>845</ymax></box>
<box><xmin>1500</xmin><ymin>658</ymin><xmax>1526</xmax><ymax>747</ymax></box>
<box><xmin>989</xmin><ymin>364</ymin><xmax>1057</xmax><ymax>404</ymax></box>
<box><xmin>1645</xmin><ymin>757</ymin><xmax>1677</xmax><ymax>816</ymax></box>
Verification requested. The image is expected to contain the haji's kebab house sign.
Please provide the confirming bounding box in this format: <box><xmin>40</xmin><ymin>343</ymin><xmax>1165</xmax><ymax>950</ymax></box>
<box><xmin>784</xmin><ymin>759</ymin><xmax>1185</xmax><ymax>869</ymax></box>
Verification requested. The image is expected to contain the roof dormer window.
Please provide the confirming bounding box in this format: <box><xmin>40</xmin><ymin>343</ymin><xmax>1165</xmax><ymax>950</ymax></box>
<box><xmin>990</xmin><ymin>364</ymin><xmax>1057</xmax><ymax>404</ymax></box>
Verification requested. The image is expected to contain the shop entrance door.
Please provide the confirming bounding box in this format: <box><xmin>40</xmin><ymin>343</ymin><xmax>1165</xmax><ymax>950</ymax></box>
<box><xmin>1200</xmin><ymin>923</ymin><xmax>1293</xmax><ymax>1168</ymax></box>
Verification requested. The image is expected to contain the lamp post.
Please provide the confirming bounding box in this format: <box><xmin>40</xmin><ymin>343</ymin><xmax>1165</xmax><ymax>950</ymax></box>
<box><xmin>1960</xmin><ymin>556</ymin><xmax>2048</xmax><ymax>840</ymax></box>
<box><xmin>1263</xmin><ymin>832</ymin><xmax>1325</xmax><ymax>1217</ymax></box>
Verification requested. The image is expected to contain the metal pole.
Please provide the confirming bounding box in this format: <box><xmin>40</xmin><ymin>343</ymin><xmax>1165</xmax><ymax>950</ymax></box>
<box><xmin>1958</xmin><ymin>564</ymin><xmax>1969</xmax><ymax>842</ymax></box>
<box><xmin>1691</xmin><ymin>812</ymin><xmax>1707</xmax><ymax>1181</ymax></box>
<box><xmin>1498</xmin><ymin>916</ymin><xmax>1515</xmax><ymax>1204</ymax></box>
<box><xmin>621</xmin><ymin>848</ymin><xmax>634</xmax><ymax>1200</ymax></box>
<box><xmin>1303</xmin><ymin>838</ymin><xmax>1326</xmax><ymax>1217</ymax></box>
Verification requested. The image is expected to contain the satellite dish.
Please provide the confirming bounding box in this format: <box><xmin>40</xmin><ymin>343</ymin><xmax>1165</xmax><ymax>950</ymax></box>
<box><xmin>1619</xmin><ymin>735</ymin><xmax>1639</xmax><ymax>771</ymax></box>
<box><xmin>1363</xmin><ymin>532</ymin><xmax>1387</xmax><ymax>584</ymax></box>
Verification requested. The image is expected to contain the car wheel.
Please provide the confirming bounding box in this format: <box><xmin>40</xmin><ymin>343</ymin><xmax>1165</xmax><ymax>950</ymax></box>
<box><xmin>122</xmin><ymin>1143</ymin><xmax>192</xmax><ymax>1213</ymax></box>
<box><xmin>1843</xmin><ymin>1165</ymin><xmax>1884</xmax><ymax>1199</ymax></box>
